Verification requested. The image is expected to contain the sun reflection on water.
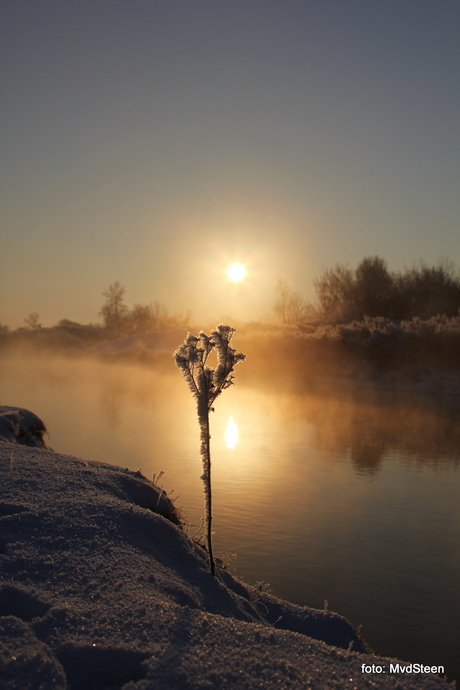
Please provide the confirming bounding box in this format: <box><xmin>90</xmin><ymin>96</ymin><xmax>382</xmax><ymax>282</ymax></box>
<box><xmin>225</xmin><ymin>416</ymin><xmax>239</xmax><ymax>449</ymax></box>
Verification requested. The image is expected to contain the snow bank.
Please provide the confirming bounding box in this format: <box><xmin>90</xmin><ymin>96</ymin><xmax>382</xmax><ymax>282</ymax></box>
<box><xmin>0</xmin><ymin>406</ymin><xmax>48</xmax><ymax>448</ymax></box>
<box><xmin>0</xmin><ymin>409</ymin><xmax>451</xmax><ymax>689</ymax></box>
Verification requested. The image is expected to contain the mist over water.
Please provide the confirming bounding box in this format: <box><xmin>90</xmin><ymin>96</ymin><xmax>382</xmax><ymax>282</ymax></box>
<box><xmin>1</xmin><ymin>350</ymin><xmax>459</xmax><ymax>681</ymax></box>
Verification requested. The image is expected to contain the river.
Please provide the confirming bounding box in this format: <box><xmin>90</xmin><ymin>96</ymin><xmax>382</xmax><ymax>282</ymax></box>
<box><xmin>1</xmin><ymin>351</ymin><xmax>459</xmax><ymax>682</ymax></box>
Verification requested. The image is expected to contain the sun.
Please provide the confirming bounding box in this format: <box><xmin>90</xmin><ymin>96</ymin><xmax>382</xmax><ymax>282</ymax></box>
<box><xmin>226</xmin><ymin>263</ymin><xmax>247</xmax><ymax>281</ymax></box>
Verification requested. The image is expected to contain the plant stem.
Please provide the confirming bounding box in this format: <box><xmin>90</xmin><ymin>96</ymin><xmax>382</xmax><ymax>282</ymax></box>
<box><xmin>204</xmin><ymin>410</ymin><xmax>216</xmax><ymax>576</ymax></box>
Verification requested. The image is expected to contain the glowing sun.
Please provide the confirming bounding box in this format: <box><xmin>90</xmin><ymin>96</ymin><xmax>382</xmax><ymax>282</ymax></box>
<box><xmin>226</xmin><ymin>263</ymin><xmax>247</xmax><ymax>281</ymax></box>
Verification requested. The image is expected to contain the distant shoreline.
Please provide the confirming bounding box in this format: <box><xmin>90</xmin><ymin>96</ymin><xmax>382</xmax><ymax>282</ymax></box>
<box><xmin>1</xmin><ymin>317</ymin><xmax>459</xmax><ymax>400</ymax></box>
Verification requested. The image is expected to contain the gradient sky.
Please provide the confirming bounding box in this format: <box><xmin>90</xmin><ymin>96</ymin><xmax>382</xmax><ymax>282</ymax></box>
<box><xmin>1</xmin><ymin>0</ymin><xmax>459</xmax><ymax>328</ymax></box>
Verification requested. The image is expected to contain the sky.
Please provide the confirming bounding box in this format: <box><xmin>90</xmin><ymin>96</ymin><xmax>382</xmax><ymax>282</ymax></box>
<box><xmin>1</xmin><ymin>0</ymin><xmax>459</xmax><ymax>329</ymax></box>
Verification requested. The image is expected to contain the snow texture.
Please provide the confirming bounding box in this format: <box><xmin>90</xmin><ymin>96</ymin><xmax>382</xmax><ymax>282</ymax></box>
<box><xmin>0</xmin><ymin>408</ymin><xmax>451</xmax><ymax>689</ymax></box>
<box><xmin>0</xmin><ymin>407</ymin><xmax>49</xmax><ymax>449</ymax></box>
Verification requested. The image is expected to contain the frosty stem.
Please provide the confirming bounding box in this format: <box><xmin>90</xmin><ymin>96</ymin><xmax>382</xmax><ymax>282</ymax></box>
<box><xmin>174</xmin><ymin>325</ymin><xmax>245</xmax><ymax>576</ymax></box>
<box><xmin>203</xmin><ymin>411</ymin><xmax>216</xmax><ymax>576</ymax></box>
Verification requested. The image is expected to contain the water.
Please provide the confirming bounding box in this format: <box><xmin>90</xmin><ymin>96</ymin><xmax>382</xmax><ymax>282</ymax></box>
<box><xmin>1</xmin><ymin>352</ymin><xmax>459</xmax><ymax>683</ymax></box>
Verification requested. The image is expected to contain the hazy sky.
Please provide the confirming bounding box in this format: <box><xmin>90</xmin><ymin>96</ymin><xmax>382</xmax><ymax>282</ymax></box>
<box><xmin>1</xmin><ymin>0</ymin><xmax>459</xmax><ymax>328</ymax></box>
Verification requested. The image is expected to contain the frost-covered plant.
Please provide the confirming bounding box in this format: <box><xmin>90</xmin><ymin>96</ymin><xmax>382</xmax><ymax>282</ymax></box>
<box><xmin>174</xmin><ymin>325</ymin><xmax>245</xmax><ymax>575</ymax></box>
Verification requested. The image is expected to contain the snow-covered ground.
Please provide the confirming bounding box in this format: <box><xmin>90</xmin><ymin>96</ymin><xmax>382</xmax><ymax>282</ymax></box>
<box><xmin>0</xmin><ymin>409</ymin><xmax>452</xmax><ymax>689</ymax></box>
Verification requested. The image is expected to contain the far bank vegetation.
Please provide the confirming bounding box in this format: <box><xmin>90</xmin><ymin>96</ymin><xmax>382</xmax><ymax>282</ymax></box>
<box><xmin>1</xmin><ymin>257</ymin><xmax>459</xmax><ymax>388</ymax></box>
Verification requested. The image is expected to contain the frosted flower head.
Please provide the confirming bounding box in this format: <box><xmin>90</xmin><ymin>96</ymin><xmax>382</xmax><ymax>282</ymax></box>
<box><xmin>174</xmin><ymin>325</ymin><xmax>245</xmax><ymax>411</ymax></box>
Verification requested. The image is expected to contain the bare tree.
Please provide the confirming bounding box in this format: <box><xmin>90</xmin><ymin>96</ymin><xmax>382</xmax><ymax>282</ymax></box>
<box><xmin>272</xmin><ymin>280</ymin><xmax>310</xmax><ymax>323</ymax></box>
<box><xmin>99</xmin><ymin>282</ymin><xmax>128</xmax><ymax>335</ymax></box>
<box><xmin>24</xmin><ymin>313</ymin><xmax>41</xmax><ymax>329</ymax></box>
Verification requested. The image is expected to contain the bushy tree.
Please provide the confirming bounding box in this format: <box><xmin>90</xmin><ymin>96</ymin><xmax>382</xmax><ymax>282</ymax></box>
<box><xmin>126</xmin><ymin>303</ymin><xmax>158</xmax><ymax>334</ymax></box>
<box><xmin>56</xmin><ymin>319</ymin><xmax>82</xmax><ymax>329</ymax></box>
<box><xmin>313</xmin><ymin>256</ymin><xmax>460</xmax><ymax>322</ymax></box>
<box><xmin>313</xmin><ymin>265</ymin><xmax>356</xmax><ymax>321</ymax></box>
<box><xmin>353</xmin><ymin>256</ymin><xmax>395</xmax><ymax>318</ymax></box>
<box><xmin>395</xmin><ymin>259</ymin><xmax>460</xmax><ymax>319</ymax></box>
<box><xmin>126</xmin><ymin>301</ymin><xmax>190</xmax><ymax>334</ymax></box>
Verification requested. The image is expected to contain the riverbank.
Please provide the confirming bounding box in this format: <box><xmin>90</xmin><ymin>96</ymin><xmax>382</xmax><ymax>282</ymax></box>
<box><xmin>2</xmin><ymin>317</ymin><xmax>460</xmax><ymax>401</ymax></box>
<box><xmin>0</xmin><ymin>409</ymin><xmax>453</xmax><ymax>688</ymax></box>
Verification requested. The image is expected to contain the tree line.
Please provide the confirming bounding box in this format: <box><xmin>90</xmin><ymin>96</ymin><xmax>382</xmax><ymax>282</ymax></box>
<box><xmin>273</xmin><ymin>257</ymin><xmax>460</xmax><ymax>324</ymax></box>
<box><xmin>99</xmin><ymin>281</ymin><xmax>190</xmax><ymax>336</ymax></box>
<box><xmin>2</xmin><ymin>257</ymin><xmax>459</xmax><ymax>336</ymax></box>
